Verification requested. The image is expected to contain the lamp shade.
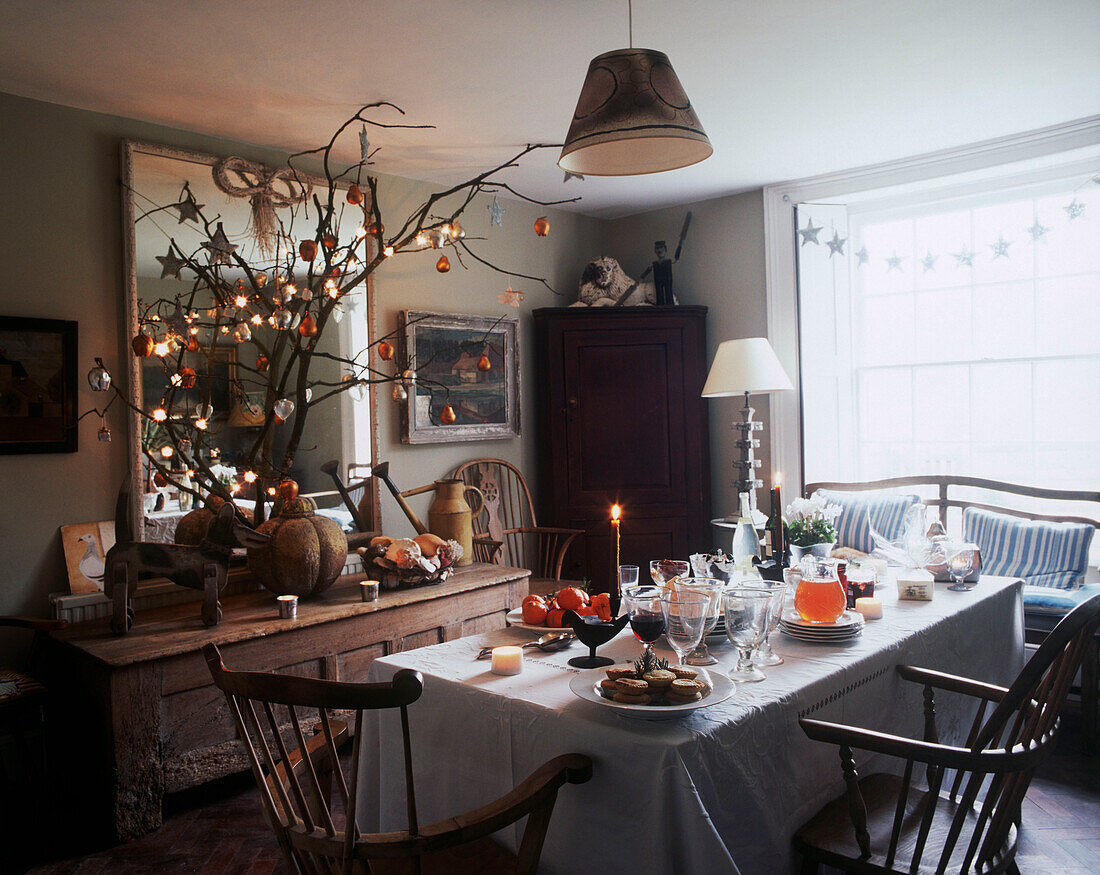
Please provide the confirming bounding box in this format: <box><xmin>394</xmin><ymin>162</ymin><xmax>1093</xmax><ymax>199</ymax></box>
<box><xmin>701</xmin><ymin>338</ymin><xmax>794</xmax><ymax>397</ymax></box>
<box><xmin>559</xmin><ymin>48</ymin><xmax>713</xmax><ymax>177</ymax></box>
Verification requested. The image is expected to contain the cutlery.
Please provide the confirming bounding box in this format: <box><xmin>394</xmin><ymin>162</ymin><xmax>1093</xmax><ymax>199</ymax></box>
<box><xmin>477</xmin><ymin>631</ymin><xmax>575</xmax><ymax>659</ymax></box>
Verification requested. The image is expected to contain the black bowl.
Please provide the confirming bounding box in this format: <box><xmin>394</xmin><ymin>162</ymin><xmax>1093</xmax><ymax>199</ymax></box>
<box><xmin>563</xmin><ymin>611</ymin><xmax>630</xmax><ymax>668</ymax></box>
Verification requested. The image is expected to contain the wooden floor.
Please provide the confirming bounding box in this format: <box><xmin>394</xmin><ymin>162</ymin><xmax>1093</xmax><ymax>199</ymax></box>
<box><xmin>19</xmin><ymin>712</ymin><xmax>1100</xmax><ymax>875</ymax></box>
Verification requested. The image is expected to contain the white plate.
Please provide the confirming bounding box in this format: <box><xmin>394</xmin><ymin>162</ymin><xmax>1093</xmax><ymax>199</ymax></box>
<box><xmin>569</xmin><ymin>664</ymin><xmax>735</xmax><ymax>719</ymax></box>
<box><xmin>780</xmin><ymin>627</ymin><xmax>863</xmax><ymax>643</ymax></box>
<box><xmin>781</xmin><ymin>610</ymin><xmax>865</xmax><ymax>631</ymax></box>
<box><xmin>506</xmin><ymin>604</ymin><xmax>626</xmax><ymax>633</ymax></box>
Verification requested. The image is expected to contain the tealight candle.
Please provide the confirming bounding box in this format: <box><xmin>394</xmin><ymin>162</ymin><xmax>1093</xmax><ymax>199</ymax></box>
<box><xmin>854</xmin><ymin>597</ymin><xmax>883</xmax><ymax>620</ymax></box>
<box><xmin>490</xmin><ymin>646</ymin><xmax>523</xmax><ymax>676</ymax></box>
<box><xmin>277</xmin><ymin>594</ymin><xmax>298</xmax><ymax>620</ymax></box>
<box><xmin>360</xmin><ymin>580</ymin><xmax>380</xmax><ymax>602</ymax></box>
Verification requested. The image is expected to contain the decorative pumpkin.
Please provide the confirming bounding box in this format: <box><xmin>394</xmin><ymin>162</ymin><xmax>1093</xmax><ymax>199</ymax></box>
<box><xmin>174</xmin><ymin>495</ymin><xmax>231</xmax><ymax>545</ymax></box>
<box><xmin>248</xmin><ymin>491</ymin><xmax>347</xmax><ymax>597</ymax></box>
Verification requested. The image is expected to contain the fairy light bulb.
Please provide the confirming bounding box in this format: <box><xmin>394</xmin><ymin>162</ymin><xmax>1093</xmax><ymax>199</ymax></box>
<box><xmin>220</xmin><ymin>325</ymin><xmax>230</xmax><ymax>334</ymax></box>
<box><xmin>267</xmin><ymin>486</ymin><xmax>277</xmax><ymax>496</ymax></box>
<box><xmin>355</xmin><ymin>225</ymin><xmax>367</xmax><ymax>239</ymax></box>
<box><xmin>243</xmin><ymin>470</ymin><xmax>257</xmax><ymax>483</ymax></box>
<box><xmin>170</xmin><ymin>373</ymin><xmax>183</xmax><ymax>387</ymax></box>
<box><xmin>160</xmin><ymin>445</ymin><xmax>174</xmax><ymax>459</ymax></box>
<box><xmin>383</xmin><ymin>246</ymin><xmax>394</xmax><ymax>257</ymax></box>
<box><xmin>230</xmin><ymin>482</ymin><xmax>241</xmax><ymax>495</ymax></box>
<box><xmin>152</xmin><ymin>407</ymin><xmax>167</xmax><ymax>422</ymax></box>
<box><xmin>250</xmin><ymin>313</ymin><xmax>262</xmax><ymax>325</ymax></box>
<box><xmin>194</xmin><ymin>418</ymin><xmax>208</xmax><ymax>430</ymax></box>
<box><xmin>153</xmin><ymin>340</ymin><xmax>171</xmax><ymax>357</ymax></box>
<box><xmin>234</xmin><ymin>295</ymin><xmax>248</xmax><ymax>308</ymax></box>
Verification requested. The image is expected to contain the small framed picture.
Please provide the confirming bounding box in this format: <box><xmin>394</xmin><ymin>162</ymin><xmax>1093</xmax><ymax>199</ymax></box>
<box><xmin>0</xmin><ymin>315</ymin><xmax>78</xmax><ymax>454</ymax></box>
<box><xmin>400</xmin><ymin>311</ymin><xmax>519</xmax><ymax>444</ymax></box>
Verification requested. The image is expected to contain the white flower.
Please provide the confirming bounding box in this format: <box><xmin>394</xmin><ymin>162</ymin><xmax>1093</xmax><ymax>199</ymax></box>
<box><xmin>786</xmin><ymin>493</ymin><xmax>843</xmax><ymax>524</ymax></box>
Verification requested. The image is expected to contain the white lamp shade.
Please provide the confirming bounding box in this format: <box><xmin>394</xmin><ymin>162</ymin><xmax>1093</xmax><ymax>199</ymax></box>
<box><xmin>701</xmin><ymin>338</ymin><xmax>794</xmax><ymax>397</ymax></box>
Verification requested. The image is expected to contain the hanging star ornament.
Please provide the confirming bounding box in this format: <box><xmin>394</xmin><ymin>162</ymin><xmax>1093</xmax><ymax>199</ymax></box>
<box><xmin>359</xmin><ymin>124</ymin><xmax>371</xmax><ymax>164</ymax></box>
<box><xmin>856</xmin><ymin>246</ymin><xmax>869</xmax><ymax>266</ymax></box>
<box><xmin>174</xmin><ymin>195</ymin><xmax>204</xmax><ymax>224</ymax></box>
<box><xmin>165</xmin><ymin>303</ymin><xmax>190</xmax><ymax>337</ymax></box>
<box><xmin>563</xmin><ymin>170</ymin><xmax>585</xmax><ymax>183</ymax></box>
<box><xmin>1064</xmin><ymin>198</ymin><xmax>1086</xmax><ymax>220</ymax></box>
<box><xmin>885</xmin><ymin>251</ymin><xmax>905</xmax><ymax>271</ymax></box>
<box><xmin>952</xmin><ymin>248</ymin><xmax>975</xmax><ymax>267</ymax></box>
<box><xmin>920</xmin><ymin>251</ymin><xmax>937</xmax><ymax>272</ymax></box>
<box><xmin>202</xmin><ymin>222</ymin><xmax>238</xmax><ymax>265</ymax></box>
<box><xmin>499</xmin><ymin>286</ymin><xmax>525</xmax><ymax>307</ymax></box>
<box><xmin>488</xmin><ymin>195</ymin><xmax>506</xmax><ymax>228</ymax></box>
<box><xmin>797</xmin><ymin>217</ymin><xmax>822</xmax><ymax>246</ymax></box>
<box><xmin>990</xmin><ymin>235</ymin><xmax>1012</xmax><ymax>260</ymax></box>
<box><xmin>155</xmin><ymin>246</ymin><xmax>187</xmax><ymax>279</ymax></box>
<box><xmin>826</xmin><ymin>232</ymin><xmax>847</xmax><ymax>257</ymax></box>
<box><xmin>1027</xmin><ymin>218</ymin><xmax>1050</xmax><ymax>242</ymax></box>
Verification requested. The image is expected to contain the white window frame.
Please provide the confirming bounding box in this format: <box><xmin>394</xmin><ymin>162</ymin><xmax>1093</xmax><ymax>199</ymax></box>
<box><xmin>762</xmin><ymin>115</ymin><xmax>1100</xmax><ymax>498</ymax></box>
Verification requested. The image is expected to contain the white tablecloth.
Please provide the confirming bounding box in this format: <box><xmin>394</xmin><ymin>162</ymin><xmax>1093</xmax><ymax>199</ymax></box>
<box><xmin>359</xmin><ymin>577</ymin><xmax>1023</xmax><ymax>875</ymax></box>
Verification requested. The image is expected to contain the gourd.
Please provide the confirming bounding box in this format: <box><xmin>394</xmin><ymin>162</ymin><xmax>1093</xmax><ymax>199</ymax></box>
<box><xmin>247</xmin><ymin>484</ymin><xmax>347</xmax><ymax>597</ymax></box>
<box><xmin>174</xmin><ymin>495</ymin><xmax>231</xmax><ymax>546</ymax></box>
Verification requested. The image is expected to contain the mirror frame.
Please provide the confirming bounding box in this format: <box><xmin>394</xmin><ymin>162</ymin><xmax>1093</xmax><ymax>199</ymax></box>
<box><xmin>119</xmin><ymin>139</ymin><xmax>380</xmax><ymax>541</ymax></box>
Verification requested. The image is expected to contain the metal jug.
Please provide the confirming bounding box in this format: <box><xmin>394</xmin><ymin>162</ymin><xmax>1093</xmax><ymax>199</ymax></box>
<box><xmin>401</xmin><ymin>479</ymin><xmax>485</xmax><ymax>566</ymax></box>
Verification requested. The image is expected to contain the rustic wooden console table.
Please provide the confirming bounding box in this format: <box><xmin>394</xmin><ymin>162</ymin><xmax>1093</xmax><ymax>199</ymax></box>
<box><xmin>39</xmin><ymin>563</ymin><xmax>529</xmax><ymax>842</ymax></box>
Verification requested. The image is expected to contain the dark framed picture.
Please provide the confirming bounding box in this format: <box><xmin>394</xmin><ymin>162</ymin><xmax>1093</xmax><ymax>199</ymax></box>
<box><xmin>0</xmin><ymin>316</ymin><xmax>78</xmax><ymax>454</ymax></box>
<box><xmin>400</xmin><ymin>311</ymin><xmax>519</xmax><ymax>444</ymax></box>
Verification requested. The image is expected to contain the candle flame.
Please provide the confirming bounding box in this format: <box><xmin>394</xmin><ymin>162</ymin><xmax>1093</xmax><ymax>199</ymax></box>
<box><xmin>611</xmin><ymin>503</ymin><xmax>621</xmax><ymax>521</ymax></box>
<box><xmin>775</xmin><ymin>471</ymin><xmax>782</xmax><ymax>487</ymax></box>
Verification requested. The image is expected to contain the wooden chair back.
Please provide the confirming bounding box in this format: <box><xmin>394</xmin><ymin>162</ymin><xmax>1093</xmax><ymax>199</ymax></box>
<box><xmin>453</xmin><ymin>459</ymin><xmax>537</xmax><ymax>567</ymax></box>
<box><xmin>204</xmin><ymin>643</ymin><xmax>592</xmax><ymax>875</ymax></box>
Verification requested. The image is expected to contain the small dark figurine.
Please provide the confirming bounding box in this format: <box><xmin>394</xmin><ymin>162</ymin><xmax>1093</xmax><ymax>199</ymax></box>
<box><xmin>638</xmin><ymin>211</ymin><xmax>693</xmax><ymax>306</ymax></box>
<box><xmin>563</xmin><ymin>610</ymin><xmax>631</xmax><ymax>668</ymax></box>
<box><xmin>104</xmin><ymin>478</ymin><xmax>269</xmax><ymax>634</ymax></box>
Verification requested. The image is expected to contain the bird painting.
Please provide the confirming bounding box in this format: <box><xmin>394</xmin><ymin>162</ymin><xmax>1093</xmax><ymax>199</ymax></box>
<box><xmin>77</xmin><ymin>533</ymin><xmax>106</xmax><ymax>590</ymax></box>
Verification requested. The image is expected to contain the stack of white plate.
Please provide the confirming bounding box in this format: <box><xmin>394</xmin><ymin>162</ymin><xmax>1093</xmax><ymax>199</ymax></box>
<box><xmin>779</xmin><ymin>611</ymin><xmax>864</xmax><ymax>643</ymax></box>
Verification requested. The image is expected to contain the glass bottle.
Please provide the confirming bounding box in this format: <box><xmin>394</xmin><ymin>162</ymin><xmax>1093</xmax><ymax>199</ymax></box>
<box><xmin>731</xmin><ymin>492</ymin><xmax>761</xmax><ymax>565</ymax></box>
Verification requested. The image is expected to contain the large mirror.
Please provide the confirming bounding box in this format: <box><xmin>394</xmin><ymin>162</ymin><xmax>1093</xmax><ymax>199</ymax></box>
<box><xmin>121</xmin><ymin>141</ymin><xmax>379</xmax><ymax>542</ymax></box>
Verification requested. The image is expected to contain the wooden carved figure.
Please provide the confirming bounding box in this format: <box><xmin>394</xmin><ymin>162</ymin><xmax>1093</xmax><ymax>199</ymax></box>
<box><xmin>104</xmin><ymin>479</ymin><xmax>269</xmax><ymax>634</ymax></box>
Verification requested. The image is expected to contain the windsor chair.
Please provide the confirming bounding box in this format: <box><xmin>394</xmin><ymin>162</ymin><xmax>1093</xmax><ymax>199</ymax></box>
<box><xmin>794</xmin><ymin>592</ymin><xmax>1100</xmax><ymax>874</ymax></box>
<box><xmin>204</xmin><ymin>643</ymin><xmax>591</xmax><ymax>874</ymax></box>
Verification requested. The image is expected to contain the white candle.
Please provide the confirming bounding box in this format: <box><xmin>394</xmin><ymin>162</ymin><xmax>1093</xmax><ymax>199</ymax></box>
<box><xmin>490</xmin><ymin>646</ymin><xmax>523</xmax><ymax>676</ymax></box>
<box><xmin>360</xmin><ymin>580</ymin><xmax>380</xmax><ymax>602</ymax></box>
<box><xmin>854</xmin><ymin>597</ymin><xmax>883</xmax><ymax>620</ymax></box>
<box><xmin>277</xmin><ymin>594</ymin><xmax>298</xmax><ymax>619</ymax></box>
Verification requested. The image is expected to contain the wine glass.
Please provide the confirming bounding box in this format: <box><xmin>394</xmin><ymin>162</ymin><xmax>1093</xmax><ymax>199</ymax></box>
<box><xmin>622</xmin><ymin>585</ymin><xmax>665</xmax><ymax>659</ymax></box>
<box><xmin>723</xmin><ymin>588</ymin><xmax>773</xmax><ymax>683</ymax></box>
<box><xmin>659</xmin><ymin>591</ymin><xmax>711</xmax><ymax>666</ymax></box>
<box><xmin>674</xmin><ymin>577</ymin><xmax>725</xmax><ymax>665</ymax></box>
<box><xmin>650</xmin><ymin>559</ymin><xmax>690</xmax><ymax>587</ymax></box>
<box><xmin>747</xmin><ymin>581</ymin><xmax>787</xmax><ymax>666</ymax></box>
<box><xmin>947</xmin><ymin>544</ymin><xmax>976</xmax><ymax>592</ymax></box>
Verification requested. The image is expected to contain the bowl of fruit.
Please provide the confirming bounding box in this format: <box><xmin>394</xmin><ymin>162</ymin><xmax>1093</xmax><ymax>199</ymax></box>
<box><xmin>508</xmin><ymin>586</ymin><xmax>615</xmax><ymax>631</ymax></box>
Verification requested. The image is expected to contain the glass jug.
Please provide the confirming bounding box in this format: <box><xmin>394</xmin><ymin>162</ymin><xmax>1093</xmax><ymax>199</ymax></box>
<box><xmin>794</xmin><ymin>557</ymin><xmax>847</xmax><ymax>623</ymax></box>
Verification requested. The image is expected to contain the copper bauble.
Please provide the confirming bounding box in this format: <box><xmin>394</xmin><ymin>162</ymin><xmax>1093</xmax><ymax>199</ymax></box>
<box><xmin>368</xmin><ymin>221</ymin><xmax>384</xmax><ymax>237</ymax></box>
<box><xmin>186</xmin><ymin>335</ymin><xmax>201</xmax><ymax>352</ymax></box>
<box><xmin>477</xmin><ymin>354</ymin><xmax>491</xmax><ymax>372</ymax></box>
<box><xmin>440</xmin><ymin>404</ymin><xmax>457</xmax><ymax>424</ymax></box>
<box><xmin>277</xmin><ymin>479</ymin><xmax>299</xmax><ymax>501</ymax></box>
<box><xmin>298</xmin><ymin>314</ymin><xmax>318</xmax><ymax>337</ymax></box>
<box><xmin>132</xmin><ymin>334</ymin><xmax>154</xmax><ymax>358</ymax></box>
<box><xmin>346</xmin><ymin>183</ymin><xmax>364</xmax><ymax>205</ymax></box>
<box><xmin>378</xmin><ymin>341</ymin><xmax>394</xmax><ymax>361</ymax></box>
<box><xmin>256</xmin><ymin>354</ymin><xmax>269</xmax><ymax>373</ymax></box>
<box><xmin>177</xmin><ymin>367</ymin><xmax>197</xmax><ymax>389</ymax></box>
<box><xmin>322</xmin><ymin>233</ymin><xmax>337</xmax><ymax>250</ymax></box>
<box><xmin>534</xmin><ymin>216</ymin><xmax>550</xmax><ymax>237</ymax></box>
<box><xmin>299</xmin><ymin>239</ymin><xmax>318</xmax><ymax>261</ymax></box>
<box><xmin>436</xmin><ymin>254</ymin><xmax>451</xmax><ymax>273</ymax></box>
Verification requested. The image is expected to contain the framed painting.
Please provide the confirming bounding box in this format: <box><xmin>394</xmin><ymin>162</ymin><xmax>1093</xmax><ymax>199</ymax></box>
<box><xmin>400</xmin><ymin>311</ymin><xmax>519</xmax><ymax>444</ymax></box>
<box><xmin>0</xmin><ymin>315</ymin><xmax>78</xmax><ymax>454</ymax></box>
<box><xmin>60</xmin><ymin>520</ymin><xmax>116</xmax><ymax>594</ymax></box>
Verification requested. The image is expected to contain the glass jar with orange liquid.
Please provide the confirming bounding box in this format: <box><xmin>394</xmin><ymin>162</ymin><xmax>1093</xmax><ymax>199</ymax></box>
<box><xmin>794</xmin><ymin>557</ymin><xmax>847</xmax><ymax>623</ymax></box>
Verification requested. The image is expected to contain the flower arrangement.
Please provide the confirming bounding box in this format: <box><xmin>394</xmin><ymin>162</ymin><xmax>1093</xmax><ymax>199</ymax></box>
<box><xmin>785</xmin><ymin>494</ymin><xmax>842</xmax><ymax>547</ymax></box>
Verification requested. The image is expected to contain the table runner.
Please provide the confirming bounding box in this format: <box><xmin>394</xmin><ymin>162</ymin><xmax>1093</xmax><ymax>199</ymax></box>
<box><xmin>359</xmin><ymin>577</ymin><xmax>1023</xmax><ymax>874</ymax></box>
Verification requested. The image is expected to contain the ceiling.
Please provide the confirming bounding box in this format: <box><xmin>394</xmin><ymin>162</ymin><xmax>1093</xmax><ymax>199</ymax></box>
<box><xmin>1</xmin><ymin>0</ymin><xmax>1097</xmax><ymax>219</ymax></box>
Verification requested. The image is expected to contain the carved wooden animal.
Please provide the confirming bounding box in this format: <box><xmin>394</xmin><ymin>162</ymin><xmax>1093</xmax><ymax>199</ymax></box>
<box><xmin>104</xmin><ymin>480</ymin><xmax>269</xmax><ymax>634</ymax></box>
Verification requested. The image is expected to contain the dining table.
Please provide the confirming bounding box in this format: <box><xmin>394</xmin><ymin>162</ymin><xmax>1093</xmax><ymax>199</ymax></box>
<box><xmin>357</xmin><ymin>575</ymin><xmax>1024</xmax><ymax>875</ymax></box>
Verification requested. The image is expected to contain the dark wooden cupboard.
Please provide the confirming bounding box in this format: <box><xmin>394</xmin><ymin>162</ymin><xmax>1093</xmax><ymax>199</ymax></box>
<box><xmin>534</xmin><ymin>306</ymin><xmax>711</xmax><ymax>588</ymax></box>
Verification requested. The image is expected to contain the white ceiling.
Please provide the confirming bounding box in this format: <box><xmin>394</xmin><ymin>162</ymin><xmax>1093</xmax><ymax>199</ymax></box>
<box><xmin>1</xmin><ymin>0</ymin><xmax>1097</xmax><ymax>219</ymax></box>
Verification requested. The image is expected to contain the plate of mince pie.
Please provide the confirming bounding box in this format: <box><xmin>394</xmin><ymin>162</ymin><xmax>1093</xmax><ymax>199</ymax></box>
<box><xmin>569</xmin><ymin>652</ymin><xmax>735</xmax><ymax>719</ymax></box>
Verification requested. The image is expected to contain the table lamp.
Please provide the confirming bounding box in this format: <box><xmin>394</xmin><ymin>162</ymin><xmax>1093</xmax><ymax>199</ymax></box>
<box><xmin>702</xmin><ymin>338</ymin><xmax>794</xmax><ymax>523</ymax></box>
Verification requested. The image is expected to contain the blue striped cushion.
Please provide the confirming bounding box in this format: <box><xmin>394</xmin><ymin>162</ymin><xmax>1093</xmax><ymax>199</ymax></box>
<box><xmin>815</xmin><ymin>490</ymin><xmax>921</xmax><ymax>553</ymax></box>
<box><xmin>963</xmin><ymin>507</ymin><xmax>1093</xmax><ymax>591</ymax></box>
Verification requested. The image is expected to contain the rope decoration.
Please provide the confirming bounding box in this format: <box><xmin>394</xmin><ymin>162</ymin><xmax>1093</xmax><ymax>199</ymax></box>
<box><xmin>211</xmin><ymin>157</ymin><xmax>313</xmax><ymax>257</ymax></box>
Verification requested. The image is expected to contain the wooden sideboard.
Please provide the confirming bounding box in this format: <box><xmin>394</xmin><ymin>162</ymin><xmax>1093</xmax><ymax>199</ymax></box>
<box><xmin>38</xmin><ymin>564</ymin><xmax>529</xmax><ymax>842</ymax></box>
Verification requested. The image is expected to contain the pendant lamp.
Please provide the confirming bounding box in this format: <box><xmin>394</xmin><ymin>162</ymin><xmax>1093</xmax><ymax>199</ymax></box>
<box><xmin>559</xmin><ymin>3</ymin><xmax>712</xmax><ymax>176</ymax></box>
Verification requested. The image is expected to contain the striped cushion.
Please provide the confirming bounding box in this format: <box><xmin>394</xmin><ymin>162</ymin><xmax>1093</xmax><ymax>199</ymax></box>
<box><xmin>963</xmin><ymin>507</ymin><xmax>1093</xmax><ymax>591</ymax></box>
<box><xmin>815</xmin><ymin>490</ymin><xmax>921</xmax><ymax>553</ymax></box>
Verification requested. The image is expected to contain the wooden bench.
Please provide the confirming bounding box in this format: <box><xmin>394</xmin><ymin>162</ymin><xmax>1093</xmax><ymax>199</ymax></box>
<box><xmin>804</xmin><ymin>475</ymin><xmax>1100</xmax><ymax>754</ymax></box>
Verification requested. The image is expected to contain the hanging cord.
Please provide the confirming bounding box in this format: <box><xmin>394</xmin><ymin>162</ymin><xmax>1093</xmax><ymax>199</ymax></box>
<box><xmin>628</xmin><ymin>0</ymin><xmax>633</xmax><ymax>48</ymax></box>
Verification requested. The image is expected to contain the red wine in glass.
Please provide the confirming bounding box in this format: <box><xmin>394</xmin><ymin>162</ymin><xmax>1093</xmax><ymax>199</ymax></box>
<box><xmin>630</xmin><ymin>615</ymin><xmax>665</xmax><ymax>644</ymax></box>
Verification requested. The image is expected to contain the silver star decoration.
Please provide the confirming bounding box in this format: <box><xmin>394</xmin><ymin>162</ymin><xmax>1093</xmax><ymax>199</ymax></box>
<box><xmin>797</xmin><ymin>217</ymin><xmax>822</xmax><ymax>246</ymax></box>
<box><xmin>175</xmin><ymin>196</ymin><xmax>204</xmax><ymax>224</ymax></box>
<box><xmin>563</xmin><ymin>171</ymin><xmax>585</xmax><ymax>183</ymax></box>
<box><xmin>202</xmin><ymin>222</ymin><xmax>238</xmax><ymax>265</ymax></box>
<box><xmin>825</xmin><ymin>232</ymin><xmax>847</xmax><ymax>257</ymax></box>
<box><xmin>359</xmin><ymin>124</ymin><xmax>371</xmax><ymax>164</ymax></box>
<box><xmin>488</xmin><ymin>195</ymin><xmax>505</xmax><ymax>228</ymax></box>
<box><xmin>885</xmin><ymin>251</ymin><xmax>905</xmax><ymax>271</ymax></box>
<box><xmin>155</xmin><ymin>246</ymin><xmax>187</xmax><ymax>279</ymax></box>
<box><xmin>952</xmin><ymin>248</ymin><xmax>975</xmax><ymax>267</ymax></box>
<box><xmin>1027</xmin><ymin>218</ymin><xmax>1050</xmax><ymax>242</ymax></box>
<box><xmin>165</xmin><ymin>303</ymin><xmax>189</xmax><ymax>337</ymax></box>
<box><xmin>990</xmin><ymin>235</ymin><xmax>1011</xmax><ymax>260</ymax></box>
<box><xmin>855</xmin><ymin>246</ymin><xmax>869</xmax><ymax>266</ymax></box>
<box><xmin>920</xmin><ymin>251</ymin><xmax>937</xmax><ymax>272</ymax></box>
<box><xmin>1064</xmin><ymin>198</ymin><xmax>1086</xmax><ymax>220</ymax></box>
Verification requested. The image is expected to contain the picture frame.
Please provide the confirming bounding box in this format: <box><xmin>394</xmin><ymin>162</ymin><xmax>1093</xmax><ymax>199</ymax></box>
<box><xmin>400</xmin><ymin>311</ymin><xmax>519</xmax><ymax>444</ymax></box>
<box><xmin>0</xmin><ymin>315</ymin><xmax>78</xmax><ymax>454</ymax></box>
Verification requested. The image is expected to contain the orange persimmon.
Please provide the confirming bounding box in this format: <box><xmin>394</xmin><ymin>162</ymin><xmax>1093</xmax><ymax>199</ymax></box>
<box><xmin>545</xmin><ymin>608</ymin><xmax>566</xmax><ymax>628</ymax></box>
<box><xmin>556</xmin><ymin>586</ymin><xmax>588</xmax><ymax>611</ymax></box>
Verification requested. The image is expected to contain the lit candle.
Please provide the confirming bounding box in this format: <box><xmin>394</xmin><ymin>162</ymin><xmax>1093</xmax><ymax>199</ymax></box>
<box><xmin>490</xmin><ymin>645</ymin><xmax>523</xmax><ymax>676</ymax></box>
<box><xmin>854</xmin><ymin>597</ymin><xmax>883</xmax><ymax>620</ymax></box>
<box><xmin>611</xmin><ymin>504</ymin><xmax>622</xmax><ymax>572</ymax></box>
<box><xmin>359</xmin><ymin>580</ymin><xmax>380</xmax><ymax>602</ymax></box>
<box><xmin>277</xmin><ymin>594</ymin><xmax>298</xmax><ymax>620</ymax></box>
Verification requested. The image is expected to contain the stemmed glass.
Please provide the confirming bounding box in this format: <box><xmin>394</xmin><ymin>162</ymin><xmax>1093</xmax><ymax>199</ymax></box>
<box><xmin>650</xmin><ymin>559</ymin><xmax>690</xmax><ymax>587</ymax></box>
<box><xmin>622</xmin><ymin>585</ymin><xmax>665</xmax><ymax>659</ymax></box>
<box><xmin>673</xmin><ymin>577</ymin><xmax>724</xmax><ymax>665</ymax></box>
<box><xmin>723</xmin><ymin>588</ymin><xmax>773</xmax><ymax>683</ymax></box>
<box><xmin>947</xmin><ymin>544</ymin><xmax>976</xmax><ymax>592</ymax></box>
<box><xmin>659</xmin><ymin>592</ymin><xmax>712</xmax><ymax>666</ymax></box>
<box><xmin>748</xmin><ymin>581</ymin><xmax>787</xmax><ymax>666</ymax></box>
